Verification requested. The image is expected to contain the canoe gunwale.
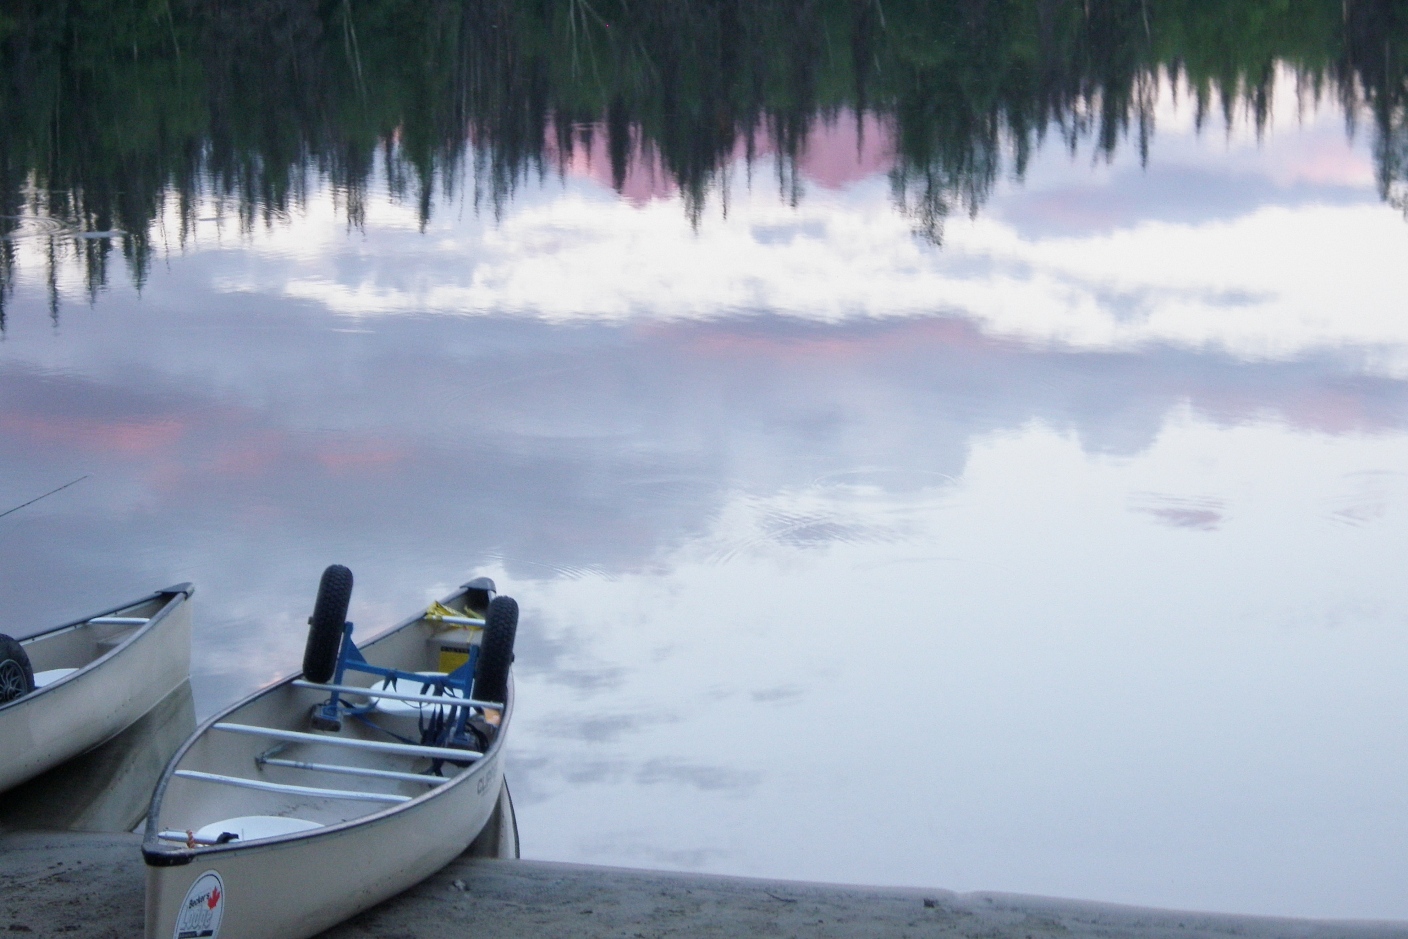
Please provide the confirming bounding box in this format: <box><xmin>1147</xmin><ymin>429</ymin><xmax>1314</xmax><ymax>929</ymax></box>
<box><xmin>142</xmin><ymin>586</ymin><xmax>514</xmax><ymax>868</ymax></box>
<box><xmin>0</xmin><ymin>584</ymin><xmax>193</xmax><ymax>717</ymax></box>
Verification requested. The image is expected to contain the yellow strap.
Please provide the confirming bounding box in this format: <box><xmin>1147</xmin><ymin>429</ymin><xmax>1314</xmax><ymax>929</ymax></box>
<box><xmin>424</xmin><ymin>600</ymin><xmax>475</xmax><ymax>623</ymax></box>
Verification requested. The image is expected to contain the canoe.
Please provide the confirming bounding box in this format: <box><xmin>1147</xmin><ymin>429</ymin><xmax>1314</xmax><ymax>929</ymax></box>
<box><xmin>0</xmin><ymin>680</ymin><xmax>196</xmax><ymax>833</ymax></box>
<box><xmin>0</xmin><ymin>585</ymin><xmax>194</xmax><ymax>795</ymax></box>
<box><xmin>142</xmin><ymin>568</ymin><xmax>518</xmax><ymax>939</ymax></box>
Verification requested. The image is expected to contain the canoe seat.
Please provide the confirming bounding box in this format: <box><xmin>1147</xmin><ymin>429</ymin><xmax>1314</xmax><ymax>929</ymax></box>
<box><xmin>194</xmin><ymin>816</ymin><xmax>323</xmax><ymax>844</ymax></box>
<box><xmin>33</xmin><ymin>668</ymin><xmax>78</xmax><ymax>688</ymax></box>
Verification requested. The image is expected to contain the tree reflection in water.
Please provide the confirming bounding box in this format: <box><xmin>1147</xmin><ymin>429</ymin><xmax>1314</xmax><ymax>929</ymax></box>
<box><xmin>1</xmin><ymin>0</ymin><xmax>1407</xmax><ymax>315</ymax></box>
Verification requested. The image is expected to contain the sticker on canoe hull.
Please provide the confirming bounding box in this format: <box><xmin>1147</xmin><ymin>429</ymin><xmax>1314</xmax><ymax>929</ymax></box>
<box><xmin>174</xmin><ymin>870</ymin><xmax>224</xmax><ymax>939</ymax></box>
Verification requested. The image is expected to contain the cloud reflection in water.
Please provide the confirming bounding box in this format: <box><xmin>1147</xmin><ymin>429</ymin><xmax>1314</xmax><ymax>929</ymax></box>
<box><xmin>0</xmin><ymin>87</ymin><xmax>1407</xmax><ymax>921</ymax></box>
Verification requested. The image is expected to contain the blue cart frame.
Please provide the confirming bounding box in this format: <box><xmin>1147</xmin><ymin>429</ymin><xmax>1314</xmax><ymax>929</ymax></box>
<box><xmin>312</xmin><ymin>620</ymin><xmax>483</xmax><ymax>751</ymax></box>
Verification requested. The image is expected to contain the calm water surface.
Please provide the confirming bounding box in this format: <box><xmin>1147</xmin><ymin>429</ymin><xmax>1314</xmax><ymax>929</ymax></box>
<box><xmin>2</xmin><ymin>2</ymin><xmax>1408</xmax><ymax>919</ymax></box>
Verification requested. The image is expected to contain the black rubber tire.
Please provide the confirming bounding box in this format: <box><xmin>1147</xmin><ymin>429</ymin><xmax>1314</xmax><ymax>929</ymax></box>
<box><xmin>302</xmin><ymin>565</ymin><xmax>353</xmax><ymax>683</ymax></box>
<box><xmin>0</xmin><ymin>634</ymin><xmax>34</xmax><ymax>704</ymax></box>
<box><xmin>473</xmin><ymin>595</ymin><xmax>517</xmax><ymax>704</ymax></box>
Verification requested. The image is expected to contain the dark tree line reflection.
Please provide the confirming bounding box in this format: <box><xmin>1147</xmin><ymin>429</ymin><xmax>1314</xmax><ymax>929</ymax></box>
<box><xmin>1</xmin><ymin>0</ymin><xmax>1407</xmax><ymax>318</ymax></box>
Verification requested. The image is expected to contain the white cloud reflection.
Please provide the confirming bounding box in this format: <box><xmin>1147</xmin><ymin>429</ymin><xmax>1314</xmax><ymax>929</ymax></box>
<box><xmin>4</xmin><ymin>70</ymin><xmax>1408</xmax><ymax>922</ymax></box>
<box><xmin>12</xmin><ymin>73</ymin><xmax>1400</xmax><ymax>373</ymax></box>
<box><xmin>97</xmin><ymin>80</ymin><xmax>1398</xmax><ymax>379</ymax></box>
<box><xmin>512</xmin><ymin>413</ymin><xmax>1408</xmax><ymax>917</ymax></box>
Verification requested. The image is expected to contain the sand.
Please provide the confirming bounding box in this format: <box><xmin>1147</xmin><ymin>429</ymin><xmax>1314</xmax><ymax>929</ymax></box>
<box><xmin>4</xmin><ymin>830</ymin><xmax>1406</xmax><ymax>939</ymax></box>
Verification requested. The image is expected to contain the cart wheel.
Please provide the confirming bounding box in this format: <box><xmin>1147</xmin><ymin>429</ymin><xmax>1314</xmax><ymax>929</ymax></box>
<box><xmin>0</xmin><ymin>635</ymin><xmax>34</xmax><ymax>703</ymax></box>
<box><xmin>473</xmin><ymin>596</ymin><xmax>517</xmax><ymax>705</ymax></box>
<box><xmin>302</xmin><ymin>565</ymin><xmax>353</xmax><ymax>684</ymax></box>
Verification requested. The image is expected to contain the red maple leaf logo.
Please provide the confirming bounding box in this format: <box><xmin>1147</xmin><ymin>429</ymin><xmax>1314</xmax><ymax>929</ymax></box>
<box><xmin>208</xmin><ymin>887</ymin><xmax>221</xmax><ymax>910</ymax></box>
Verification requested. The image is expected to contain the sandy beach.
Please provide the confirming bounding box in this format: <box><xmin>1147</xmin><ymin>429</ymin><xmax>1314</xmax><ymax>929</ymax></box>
<box><xmin>4</xmin><ymin>831</ymin><xmax>1406</xmax><ymax>939</ymax></box>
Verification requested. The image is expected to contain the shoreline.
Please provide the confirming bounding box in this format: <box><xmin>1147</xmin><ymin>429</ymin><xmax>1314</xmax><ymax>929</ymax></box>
<box><xmin>4</xmin><ymin>831</ymin><xmax>1406</xmax><ymax>939</ymax></box>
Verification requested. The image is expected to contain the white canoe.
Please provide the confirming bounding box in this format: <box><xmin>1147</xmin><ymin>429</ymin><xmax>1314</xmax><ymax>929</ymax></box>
<box><xmin>0</xmin><ymin>585</ymin><xmax>194</xmax><ymax>795</ymax></box>
<box><xmin>143</xmin><ymin>575</ymin><xmax>517</xmax><ymax>939</ymax></box>
<box><xmin>0</xmin><ymin>680</ymin><xmax>196</xmax><ymax>833</ymax></box>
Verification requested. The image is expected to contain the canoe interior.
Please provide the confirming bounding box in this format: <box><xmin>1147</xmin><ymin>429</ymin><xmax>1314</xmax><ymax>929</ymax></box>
<box><xmin>151</xmin><ymin>588</ymin><xmax>495</xmax><ymax>837</ymax></box>
<box><xmin>18</xmin><ymin>594</ymin><xmax>174</xmax><ymax>674</ymax></box>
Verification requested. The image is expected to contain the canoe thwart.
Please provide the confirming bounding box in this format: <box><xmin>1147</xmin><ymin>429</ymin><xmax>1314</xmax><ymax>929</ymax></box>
<box><xmin>213</xmin><ymin>722</ymin><xmax>484</xmax><ymax>761</ymax></box>
<box><xmin>432</xmin><ymin>615</ymin><xmax>485</xmax><ymax>627</ymax></box>
<box><xmin>256</xmin><ymin>756</ymin><xmax>449</xmax><ymax>786</ymax></box>
<box><xmin>173</xmin><ymin>769</ymin><xmax>412</xmax><ymax>804</ymax></box>
<box><xmin>291</xmin><ymin>679</ymin><xmax>503</xmax><ymax>710</ymax></box>
<box><xmin>422</xmin><ymin>600</ymin><xmax>485</xmax><ymax>628</ymax></box>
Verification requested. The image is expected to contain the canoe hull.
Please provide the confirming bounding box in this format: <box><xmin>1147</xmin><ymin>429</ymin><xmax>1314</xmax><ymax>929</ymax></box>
<box><xmin>0</xmin><ymin>589</ymin><xmax>192</xmax><ymax>794</ymax></box>
<box><xmin>144</xmin><ymin>581</ymin><xmax>514</xmax><ymax>939</ymax></box>
<box><xmin>145</xmin><ymin>746</ymin><xmax>504</xmax><ymax>939</ymax></box>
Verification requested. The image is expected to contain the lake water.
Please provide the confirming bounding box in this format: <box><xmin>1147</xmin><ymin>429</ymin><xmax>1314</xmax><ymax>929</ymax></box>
<box><xmin>2</xmin><ymin>1</ymin><xmax>1408</xmax><ymax>921</ymax></box>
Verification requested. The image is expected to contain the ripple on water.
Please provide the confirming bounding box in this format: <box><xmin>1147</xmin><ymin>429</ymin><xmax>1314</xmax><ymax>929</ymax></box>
<box><xmin>0</xmin><ymin>215</ymin><xmax>125</xmax><ymax>240</ymax></box>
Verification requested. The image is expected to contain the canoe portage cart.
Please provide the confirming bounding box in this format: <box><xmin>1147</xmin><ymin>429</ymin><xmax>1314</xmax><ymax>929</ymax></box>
<box><xmin>0</xmin><ymin>585</ymin><xmax>193</xmax><ymax>795</ymax></box>
<box><xmin>143</xmin><ymin>566</ymin><xmax>518</xmax><ymax>939</ymax></box>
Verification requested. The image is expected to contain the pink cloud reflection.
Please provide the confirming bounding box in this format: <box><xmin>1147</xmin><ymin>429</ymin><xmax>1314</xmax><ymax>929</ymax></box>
<box><xmin>545</xmin><ymin>110</ymin><xmax>895</xmax><ymax>206</ymax></box>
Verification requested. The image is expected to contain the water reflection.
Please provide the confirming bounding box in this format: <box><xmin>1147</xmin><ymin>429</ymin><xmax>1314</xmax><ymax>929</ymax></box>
<box><xmin>4</xmin><ymin>0</ymin><xmax>1408</xmax><ymax>303</ymax></box>
<box><xmin>0</xmin><ymin>682</ymin><xmax>195</xmax><ymax>833</ymax></box>
<box><xmin>1</xmin><ymin>0</ymin><xmax>1407</xmax><ymax>923</ymax></box>
<box><xmin>1</xmin><ymin>297</ymin><xmax>1407</xmax><ymax>914</ymax></box>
